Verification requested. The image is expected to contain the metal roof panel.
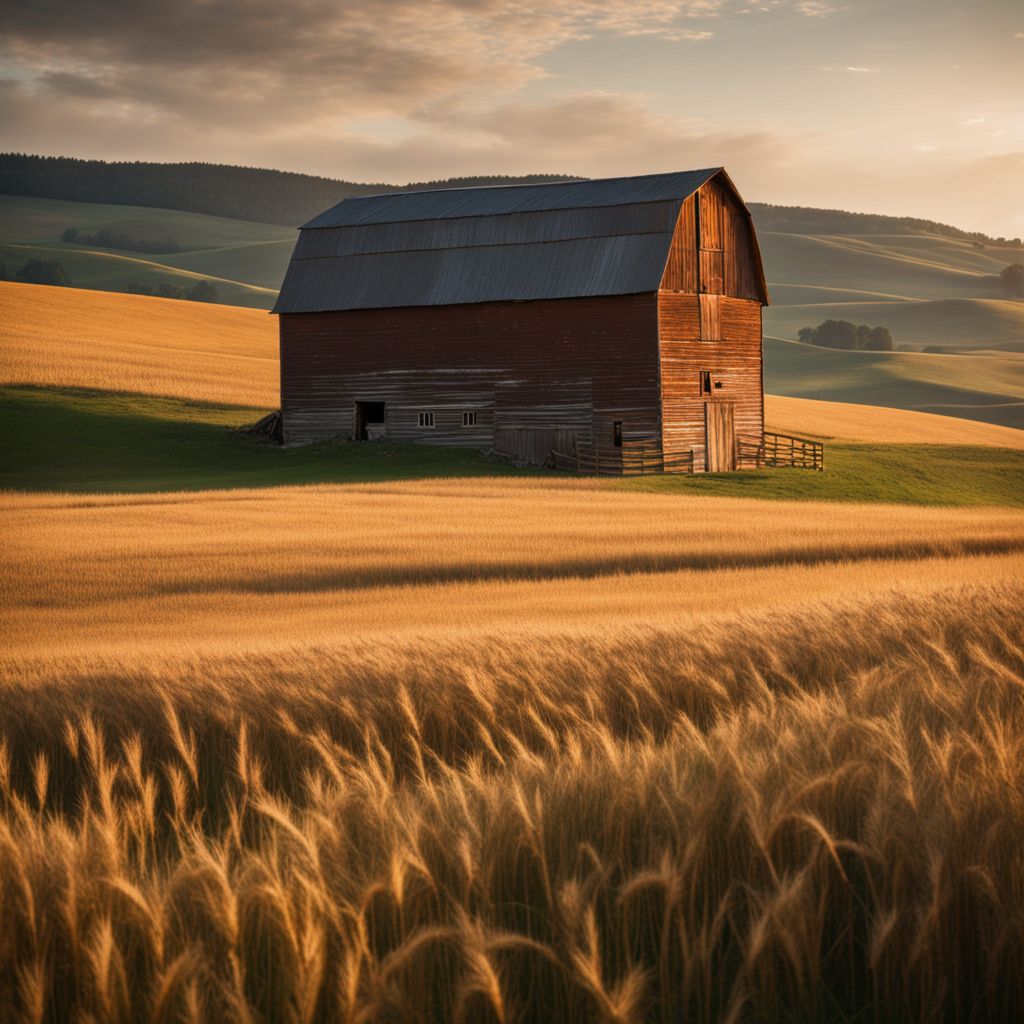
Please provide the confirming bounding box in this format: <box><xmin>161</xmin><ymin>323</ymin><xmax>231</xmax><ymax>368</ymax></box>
<box><xmin>302</xmin><ymin>168</ymin><xmax>720</xmax><ymax>228</ymax></box>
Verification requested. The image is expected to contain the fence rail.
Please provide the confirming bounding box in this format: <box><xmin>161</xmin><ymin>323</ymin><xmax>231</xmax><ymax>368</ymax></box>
<box><xmin>738</xmin><ymin>431</ymin><xmax>824</xmax><ymax>471</ymax></box>
<box><xmin>550</xmin><ymin>431</ymin><xmax>822</xmax><ymax>475</ymax></box>
<box><xmin>551</xmin><ymin>441</ymin><xmax>694</xmax><ymax>476</ymax></box>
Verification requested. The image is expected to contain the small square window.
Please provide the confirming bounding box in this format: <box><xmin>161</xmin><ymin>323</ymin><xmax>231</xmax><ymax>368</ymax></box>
<box><xmin>418</xmin><ymin>411</ymin><xmax>435</xmax><ymax>428</ymax></box>
<box><xmin>462</xmin><ymin>411</ymin><xmax>477</xmax><ymax>427</ymax></box>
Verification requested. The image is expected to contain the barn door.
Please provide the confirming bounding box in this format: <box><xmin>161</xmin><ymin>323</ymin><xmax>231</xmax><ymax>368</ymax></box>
<box><xmin>705</xmin><ymin>403</ymin><xmax>736</xmax><ymax>472</ymax></box>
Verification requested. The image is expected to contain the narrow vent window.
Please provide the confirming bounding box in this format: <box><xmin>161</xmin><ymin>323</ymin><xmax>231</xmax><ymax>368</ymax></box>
<box><xmin>418</xmin><ymin>411</ymin><xmax>435</xmax><ymax>428</ymax></box>
<box><xmin>462</xmin><ymin>411</ymin><xmax>477</xmax><ymax>427</ymax></box>
<box><xmin>613</xmin><ymin>421</ymin><xmax>623</xmax><ymax>447</ymax></box>
<box><xmin>700</xmin><ymin>371</ymin><xmax>713</xmax><ymax>396</ymax></box>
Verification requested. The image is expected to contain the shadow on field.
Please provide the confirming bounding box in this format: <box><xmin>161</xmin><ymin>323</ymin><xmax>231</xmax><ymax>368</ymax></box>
<box><xmin>0</xmin><ymin>385</ymin><xmax>534</xmax><ymax>493</ymax></box>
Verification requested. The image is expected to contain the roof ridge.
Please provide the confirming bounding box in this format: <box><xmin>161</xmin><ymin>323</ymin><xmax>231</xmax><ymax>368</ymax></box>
<box><xmin>340</xmin><ymin>168</ymin><xmax>724</xmax><ymax>205</ymax></box>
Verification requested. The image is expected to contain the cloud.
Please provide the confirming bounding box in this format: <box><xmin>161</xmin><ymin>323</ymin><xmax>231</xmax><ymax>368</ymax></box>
<box><xmin>819</xmin><ymin>66</ymin><xmax>878</xmax><ymax>73</ymax></box>
<box><xmin>0</xmin><ymin>0</ymin><xmax>832</xmax><ymax>133</ymax></box>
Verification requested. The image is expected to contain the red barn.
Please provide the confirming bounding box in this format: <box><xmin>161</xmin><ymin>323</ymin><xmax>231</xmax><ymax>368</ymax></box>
<box><xmin>274</xmin><ymin>168</ymin><xmax>769</xmax><ymax>473</ymax></box>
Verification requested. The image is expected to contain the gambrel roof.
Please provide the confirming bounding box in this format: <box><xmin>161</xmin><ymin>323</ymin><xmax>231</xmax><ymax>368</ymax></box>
<box><xmin>273</xmin><ymin>168</ymin><xmax>765</xmax><ymax>314</ymax></box>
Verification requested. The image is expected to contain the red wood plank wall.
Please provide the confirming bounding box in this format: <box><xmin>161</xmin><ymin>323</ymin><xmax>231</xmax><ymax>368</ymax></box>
<box><xmin>279</xmin><ymin>293</ymin><xmax>663</xmax><ymax>463</ymax></box>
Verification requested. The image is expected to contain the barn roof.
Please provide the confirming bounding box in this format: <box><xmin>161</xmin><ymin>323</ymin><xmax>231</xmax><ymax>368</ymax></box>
<box><xmin>273</xmin><ymin>168</ymin><xmax>758</xmax><ymax>314</ymax></box>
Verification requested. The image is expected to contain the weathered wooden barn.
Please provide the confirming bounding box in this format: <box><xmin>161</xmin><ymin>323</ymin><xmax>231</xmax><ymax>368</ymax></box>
<box><xmin>274</xmin><ymin>168</ymin><xmax>771</xmax><ymax>473</ymax></box>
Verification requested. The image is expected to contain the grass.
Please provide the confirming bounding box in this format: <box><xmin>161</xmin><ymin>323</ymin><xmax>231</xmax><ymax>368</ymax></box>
<box><xmin>0</xmin><ymin>195</ymin><xmax>294</xmax><ymax>309</ymax></box>
<box><xmin>3</xmin><ymin>384</ymin><xmax>1024</xmax><ymax>503</ymax></box>
<box><xmin>757</xmin><ymin>228</ymin><xmax>1024</xmax><ymax>426</ymax></box>
<box><xmin>0</xmin><ymin>386</ymin><xmax>531</xmax><ymax>492</ymax></box>
<box><xmin>1</xmin><ymin>586</ymin><xmax>1022</xmax><ymax>1022</ymax></box>
<box><xmin>764</xmin><ymin>337</ymin><xmax>1024</xmax><ymax>429</ymax></box>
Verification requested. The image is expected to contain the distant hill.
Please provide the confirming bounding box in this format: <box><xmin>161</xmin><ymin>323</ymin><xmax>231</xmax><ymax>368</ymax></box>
<box><xmin>0</xmin><ymin>154</ymin><xmax>580</xmax><ymax>228</ymax></box>
<box><xmin>4</xmin><ymin>153</ymin><xmax>1023</xmax><ymax>249</ymax></box>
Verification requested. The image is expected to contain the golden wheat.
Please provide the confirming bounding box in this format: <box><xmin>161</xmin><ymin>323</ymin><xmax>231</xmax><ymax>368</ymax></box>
<box><xmin>765</xmin><ymin>394</ymin><xmax>1024</xmax><ymax>448</ymax></box>
<box><xmin>0</xmin><ymin>586</ymin><xmax>1022</xmax><ymax>1022</ymax></box>
<box><xmin>0</xmin><ymin>281</ymin><xmax>278</xmax><ymax>406</ymax></box>
<box><xmin>5</xmin><ymin>481</ymin><xmax>1024</xmax><ymax>659</ymax></box>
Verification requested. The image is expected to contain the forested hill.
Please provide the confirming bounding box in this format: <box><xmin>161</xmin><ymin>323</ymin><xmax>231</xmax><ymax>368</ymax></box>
<box><xmin>2</xmin><ymin>153</ymin><xmax>1018</xmax><ymax>247</ymax></box>
<box><xmin>0</xmin><ymin>155</ymin><xmax>578</xmax><ymax>228</ymax></box>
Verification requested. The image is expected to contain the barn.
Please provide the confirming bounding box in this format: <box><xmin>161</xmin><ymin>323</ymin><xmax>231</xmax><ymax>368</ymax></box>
<box><xmin>274</xmin><ymin>168</ymin><xmax>770</xmax><ymax>473</ymax></box>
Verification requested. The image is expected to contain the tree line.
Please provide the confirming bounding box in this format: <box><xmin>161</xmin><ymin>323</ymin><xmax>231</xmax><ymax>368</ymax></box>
<box><xmin>62</xmin><ymin>226</ymin><xmax>180</xmax><ymax>254</ymax></box>
<box><xmin>798</xmin><ymin>320</ymin><xmax>894</xmax><ymax>351</ymax></box>
<box><xmin>124</xmin><ymin>279</ymin><xmax>219</xmax><ymax>302</ymax></box>
<box><xmin>752</xmin><ymin>203</ymin><xmax>1023</xmax><ymax>247</ymax></box>
<box><xmin>1</xmin><ymin>258</ymin><xmax>219</xmax><ymax>302</ymax></box>
<box><xmin>0</xmin><ymin>154</ymin><xmax>578</xmax><ymax>227</ymax></box>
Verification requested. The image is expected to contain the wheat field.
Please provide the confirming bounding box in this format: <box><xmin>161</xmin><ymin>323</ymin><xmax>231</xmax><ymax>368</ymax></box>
<box><xmin>0</xmin><ymin>281</ymin><xmax>277</xmax><ymax>406</ymax></box>
<box><xmin>4</xmin><ymin>476</ymin><xmax>1024</xmax><ymax>1021</ymax></box>
<box><xmin>6</xmin><ymin>480</ymin><xmax>1024</xmax><ymax>658</ymax></box>
<box><xmin>5</xmin><ymin>283</ymin><xmax>1024</xmax><ymax>1020</ymax></box>
<box><xmin>2</xmin><ymin>585</ymin><xmax>1023</xmax><ymax>1023</ymax></box>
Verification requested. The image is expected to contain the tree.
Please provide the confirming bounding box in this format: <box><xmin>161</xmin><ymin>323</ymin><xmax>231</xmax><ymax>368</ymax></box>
<box><xmin>14</xmin><ymin>259</ymin><xmax>72</xmax><ymax>286</ymax></box>
<box><xmin>156</xmin><ymin>282</ymin><xmax>186</xmax><ymax>299</ymax></box>
<box><xmin>61</xmin><ymin>227</ymin><xmax>79</xmax><ymax>243</ymax></box>
<box><xmin>798</xmin><ymin>326</ymin><xmax>816</xmax><ymax>344</ymax></box>
<box><xmin>855</xmin><ymin>324</ymin><xmax>871</xmax><ymax>349</ymax></box>
<box><xmin>186</xmin><ymin>280</ymin><xmax>219</xmax><ymax>303</ymax></box>
<box><xmin>811</xmin><ymin>319</ymin><xmax>860</xmax><ymax>350</ymax></box>
<box><xmin>865</xmin><ymin>326</ymin><xmax>893</xmax><ymax>351</ymax></box>
<box><xmin>1000</xmin><ymin>264</ymin><xmax>1024</xmax><ymax>298</ymax></box>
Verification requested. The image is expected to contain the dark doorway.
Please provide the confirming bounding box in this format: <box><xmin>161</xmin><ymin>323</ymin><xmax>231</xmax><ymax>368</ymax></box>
<box><xmin>354</xmin><ymin>401</ymin><xmax>386</xmax><ymax>440</ymax></box>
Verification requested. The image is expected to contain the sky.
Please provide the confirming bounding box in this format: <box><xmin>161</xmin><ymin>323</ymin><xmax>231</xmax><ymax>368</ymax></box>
<box><xmin>1</xmin><ymin>0</ymin><xmax>1022</xmax><ymax>236</ymax></box>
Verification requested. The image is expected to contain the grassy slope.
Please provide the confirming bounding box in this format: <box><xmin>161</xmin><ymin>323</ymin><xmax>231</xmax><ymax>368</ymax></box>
<box><xmin>764</xmin><ymin>336</ymin><xmax>1024</xmax><ymax>428</ymax></box>
<box><xmin>3</xmin><ymin>384</ymin><xmax>1023</xmax><ymax>505</ymax></box>
<box><xmin>759</xmin><ymin>229</ymin><xmax>1024</xmax><ymax>425</ymax></box>
<box><xmin>0</xmin><ymin>281</ymin><xmax>278</xmax><ymax>406</ymax></box>
<box><xmin>0</xmin><ymin>195</ymin><xmax>294</xmax><ymax>308</ymax></box>
<box><xmin>764</xmin><ymin>394</ymin><xmax>1024</xmax><ymax>447</ymax></box>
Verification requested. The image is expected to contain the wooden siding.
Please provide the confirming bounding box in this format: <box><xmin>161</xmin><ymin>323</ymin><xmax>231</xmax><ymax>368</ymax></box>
<box><xmin>657</xmin><ymin>293</ymin><xmax>764</xmax><ymax>473</ymax></box>
<box><xmin>278</xmin><ymin>169</ymin><xmax>767</xmax><ymax>475</ymax></box>
<box><xmin>280</xmin><ymin>294</ymin><xmax>662</xmax><ymax>466</ymax></box>
<box><xmin>659</xmin><ymin>180</ymin><xmax>764</xmax><ymax>303</ymax></box>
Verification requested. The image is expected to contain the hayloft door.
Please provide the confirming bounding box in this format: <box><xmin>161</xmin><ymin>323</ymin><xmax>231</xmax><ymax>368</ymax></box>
<box><xmin>705</xmin><ymin>403</ymin><xmax>736</xmax><ymax>472</ymax></box>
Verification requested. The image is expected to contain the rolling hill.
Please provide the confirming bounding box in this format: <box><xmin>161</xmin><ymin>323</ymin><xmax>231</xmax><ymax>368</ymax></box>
<box><xmin>4</xmin><ymin>186</ymin><xmax>1024</xmax><ymax>427</ymax></box>
<box><xmin>0</xmin><ymin>195</ymin><xmax>291</xmax><ymax>309</ymax></box>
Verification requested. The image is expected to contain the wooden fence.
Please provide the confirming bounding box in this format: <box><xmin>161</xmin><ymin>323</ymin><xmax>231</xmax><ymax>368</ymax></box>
<box><xmin>737</xmin><ymin>431</ymin><xmax>824</xmax><ymax>471</ymax></box>
<box><xmin>549</xmin><ymin>431</ymin><xmax>823</xmax><ymax>476</ymax></box>
<box><xmin>552</xmin><ymin>439</ymin><xmax>694</xmax><ymax>476</ymax></box>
